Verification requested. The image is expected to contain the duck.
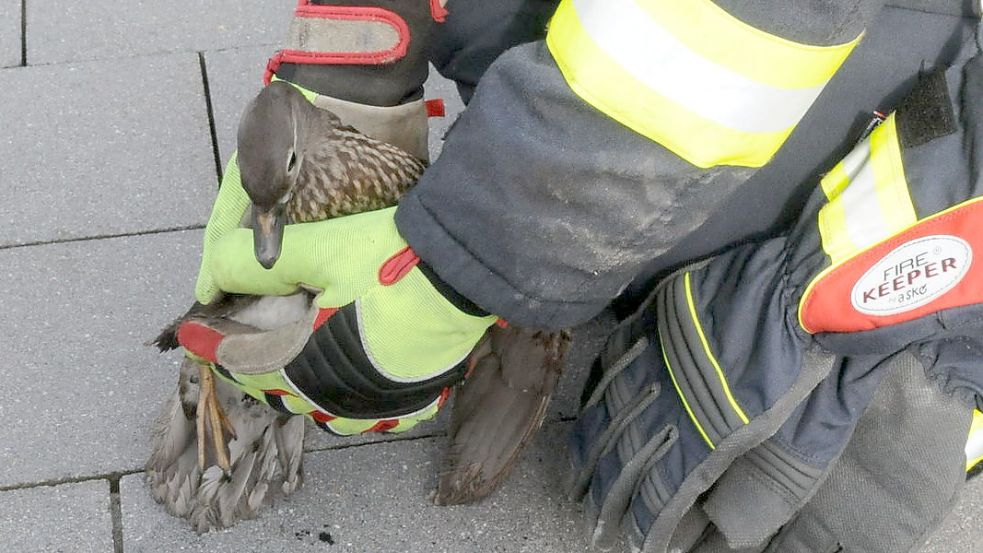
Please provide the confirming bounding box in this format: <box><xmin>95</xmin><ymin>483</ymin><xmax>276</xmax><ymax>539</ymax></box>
<box><xmin>147</xmin><ymin>80</ymin><xmax>567</xmax><ymax>531</ymax></box>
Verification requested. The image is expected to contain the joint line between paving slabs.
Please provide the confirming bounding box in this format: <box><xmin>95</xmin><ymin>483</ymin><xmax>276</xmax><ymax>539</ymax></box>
<box><xmin>303</xmin><ymin>430</ymin><xmax>446</xmax><ymax>454</ymax></box>
<box><xmin>20</xmin><ymin>0</ymin><xmax>26</xmax><ymax>66</ymax></box>
<box><xmin>198</xmin><ymin>51</ymin><xmax>224</xmax><ymax>185</ymax></box>
<box><xmin>0</xmin><ymin>468</ymin><xmax>143</xmax><ymax>493</ymax></box>
<box><xmin>0</xmin><ymin>224</ymin><xmax>206</xmax><ymax>252</ymax></box>
<box><xmin>109</xmin><ymin>476</ymin><xmax>125</xmax><ymax>553</ymax></box>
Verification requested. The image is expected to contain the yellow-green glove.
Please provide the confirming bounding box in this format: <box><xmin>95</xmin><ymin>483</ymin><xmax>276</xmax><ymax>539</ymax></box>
<box><xmin>207</xmin><ymin>206</ymin><xmax>495</xmax><ymax>379</ymax></box>
<box><xmin>181</xmin><ymin>169</ymin><xmax>494</xmax><ymax>434</ymax></box>
<box><xmin>194</xmin><ymin>154</ymin><xmax>251</xmax><ymax>306</ymax></box>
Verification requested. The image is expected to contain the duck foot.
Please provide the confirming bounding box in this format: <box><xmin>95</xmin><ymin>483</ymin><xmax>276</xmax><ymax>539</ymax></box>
<box><xmin>196</xmin><ymin>361</ymin><xmax>237</xmax><ymax>472</ymax></box>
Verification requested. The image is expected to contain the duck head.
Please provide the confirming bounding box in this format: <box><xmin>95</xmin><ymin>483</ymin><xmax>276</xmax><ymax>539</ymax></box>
<box><xmin>236</xmin><ymin>81</ymin><xmax>313</xmax><ymax>270</ymax></box>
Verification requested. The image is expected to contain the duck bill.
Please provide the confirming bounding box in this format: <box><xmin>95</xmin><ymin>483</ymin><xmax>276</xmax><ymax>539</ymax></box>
<box><xmin>252</xmin><ymin>205</ymin><xmax>286</xmax><ymax>269</ymax></box>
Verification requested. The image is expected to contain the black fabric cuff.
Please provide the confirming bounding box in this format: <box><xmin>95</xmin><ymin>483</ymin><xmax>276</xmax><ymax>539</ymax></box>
<box><xmin>416</xmin><ymin>259</ymin><xmax>489</xmax><ymax>317</ymax></box>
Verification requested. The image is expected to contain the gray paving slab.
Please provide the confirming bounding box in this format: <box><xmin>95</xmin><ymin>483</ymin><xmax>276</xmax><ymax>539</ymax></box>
<box><xmin>0</xmin><ymin>0</ymin><xmax>19</xmax><ymax>68</ymax></box>
<box><xmin>204</xmin><ymin>45</ymin><xmax>274</xmax><ymax>165</ymax></box>
<box><xmin>0</xmin><ymin>230</ymin><xmax>202</xmax><ymax>487</ymax></box>
<box><xmin>0</xmin><ymin>480</ymin><xmax>114</xmax><ymax>552</ymax></box>
<box><xmin>921</xmin><ymin>475</ymin><xmax>983</xmax><ymax>552</ymax></box>
<box><xmin>425</xmin><ymin>65</ymin><xmax>466</xmax><ymax>161</ymax></box>
<box><xmin>122</xmin><ymin>422</ymin><xmax>624</xmax><ymax>552</ymax></box>
<box><xmin>206</xmin><ymin>44</ymin><xmax>467</xmax><ymax>165</ymax></box>
<box><xmin>0</xmin><ymin>54</ymin><xmax>215</xmax><ymax>247</ymax></box>
<box><xmin>27</xmin><ymin>0</ymin><xmax>294</xmax><ymax>65</ymax></box>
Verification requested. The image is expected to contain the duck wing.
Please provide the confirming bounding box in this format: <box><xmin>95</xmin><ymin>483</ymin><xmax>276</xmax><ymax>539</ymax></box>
<box><xmin>435</xmin><ymin>326</ymin><xmax>569</xmax><ymax>505</ymax></box>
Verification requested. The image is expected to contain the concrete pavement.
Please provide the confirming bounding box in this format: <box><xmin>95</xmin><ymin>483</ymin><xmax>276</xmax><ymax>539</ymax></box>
<box><xmin>0</xmin><ymin>3</ymin><xmax>979</xmax><ymax>552</ymax></box>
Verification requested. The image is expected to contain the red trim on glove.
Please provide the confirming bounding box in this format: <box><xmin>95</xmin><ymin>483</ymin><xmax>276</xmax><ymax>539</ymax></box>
<box><xmin>365</xmin><ymin>419</ymin><xmax>400</xmax><ymax>433</ymax></box>
<box><xmin>429</xmin><ymin>0</ymin><xmax>448</xmax><ymax>22</ymax></box>
<box><xmin>310</xmin><ymin>410</ymin><xmax>337</xmax><ymax>423</ymax></box>
<box><xmin>264</xmin><ymin>3</ymin><xmax>410</xmax><ymax>84</ymax></box>
<box><xmin>176</xmin><ymin>321</ymin><xmax>223</xmax><ymax>363</ymax></box>
<box><xmin>378</xmin><ymin>246</ymin><xmax>420</xmax><ymax>285</ymax></box>
<box><xmin>263</xmin><ymin>388</ymin><xmax>296</xmax><ymax>397</ymax></box>
<box><xmin>313</xmin><ymin>307</ymin><xmax>339</xmax><ymax>330</ymax></box>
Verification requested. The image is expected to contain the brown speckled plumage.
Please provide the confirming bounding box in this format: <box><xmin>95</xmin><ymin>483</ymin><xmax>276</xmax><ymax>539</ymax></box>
<box><xmin>287</xmin><ymin>124</ymin><xmax>425</xmax><ymax>223</ymax></box>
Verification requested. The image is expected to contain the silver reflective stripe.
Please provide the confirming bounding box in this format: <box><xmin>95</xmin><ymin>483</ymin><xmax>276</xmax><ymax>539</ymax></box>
<box><xmin>571</xmin><ymin>0</ymin><xmax>826</xmax><ymax>134</ymax></box>
<box><xmin>836</xmin><ymin>137</ymin><xmax>893</xmax><ymax>250</ymax></box>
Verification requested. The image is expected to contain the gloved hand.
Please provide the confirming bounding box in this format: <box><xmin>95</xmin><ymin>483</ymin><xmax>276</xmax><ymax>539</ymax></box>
<box><xmin>687</xmin><ymin>339</ymin><xmax>978</xmax><ymax>553</ymax></box>
<box><xmin>182</xmin><ymin>170</ymin><xmax>495</xmax><ymax>433</ymax></box>
<box><xmin>570</xmin><ymin>34</ymin><xmax>983</xmax><ymax>553</ymax></box>
<box><xmin>200</xmin><ymin>205</ymin><xmax>495</xmax><ymax>374</ymax></box>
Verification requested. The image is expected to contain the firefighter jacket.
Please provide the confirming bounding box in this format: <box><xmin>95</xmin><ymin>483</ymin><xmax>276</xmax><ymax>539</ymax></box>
<box><xmin>569</xmin><ymin>24</ymin><xmax>983</xmax><ymax>553</ymax></box>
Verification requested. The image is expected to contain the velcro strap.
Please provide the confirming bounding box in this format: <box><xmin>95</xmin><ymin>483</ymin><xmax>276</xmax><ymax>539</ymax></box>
<box><xmin>178</xmin><ymin>300</ymin><xmax>329</xmax><ymax>374</ymax></box>
<box><xmin>271</xmin><ymin>1</ymin><xmax>410</xmax><ymax>78</ymax></box>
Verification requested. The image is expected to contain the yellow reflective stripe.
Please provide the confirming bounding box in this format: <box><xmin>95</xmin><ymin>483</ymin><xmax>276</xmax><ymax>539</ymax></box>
<box><xmin>660</xmin><ymin>332</ymin><xmax>715</xmax><ymax>450</ymax></box>
<box><xmin>818</xmin><ymin>195</ymin><xmax>852</xmax><ymax>262</ymax></box>
<box><xmin>966</xmin><ymin>409</ymin><xmax>983</xmax><ymax>471</ymax></box>
<box><xmin>817</xmin><ymin>114</ymin><xmax>917</xmax><ymax>264</ymax></box>
<box><xmin>570</xmin><ymin>0</ymin><xmax>825</xmax><ymax>134</ymax></box>
<box><xmin>870</xmin><ymin>116</ymin><xmax>917</xmax><ymax>232</ymax></box>
<box><xmin>684</xmin><ymin>272</ymin><xmax>750</xmax><ymax>425</ymax></box>
<box><xmin>820</xmin><ymin>146</ymin><xmax>861</xmax><ymax>199</ymax></box>
<box><xmin>546</xmin><ymin>0</ymin><xmax>860</xmax><ymax>168</ymax></box>
<box><xmin>639</xmin><ymin>0</ymin><xmax>858</xmax><ymax>89</ymax></box>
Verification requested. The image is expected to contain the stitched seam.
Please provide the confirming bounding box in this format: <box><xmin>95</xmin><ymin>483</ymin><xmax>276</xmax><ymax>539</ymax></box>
<box><xmin>660</xmin><ymin>331</ymin><xmax>715</xmax><ymax>449</ymax></box>
<box><xmin>683</xmin><ymin>271</ymin><xmax>750</xmax><ymax>424</ymax></box>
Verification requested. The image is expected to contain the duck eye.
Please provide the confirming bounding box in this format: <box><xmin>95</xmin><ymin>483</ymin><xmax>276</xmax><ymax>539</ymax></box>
<box><xmin>287</xmin><ymin>151</ymin><xmax>297</xmax><ymax>172</ymax></box>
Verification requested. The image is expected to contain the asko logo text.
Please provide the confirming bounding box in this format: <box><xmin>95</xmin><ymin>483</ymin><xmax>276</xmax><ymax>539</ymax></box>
<box><xmin>851</xmin><ymin>235</ymin><xmax>972</xmax><ymax>316</ymax></box>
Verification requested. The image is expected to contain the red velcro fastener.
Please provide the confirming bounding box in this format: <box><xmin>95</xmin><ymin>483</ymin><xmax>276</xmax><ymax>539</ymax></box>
<box><xmin>378</xmin><ymin>246</ymin><xmax>420</xmax><ymax>285</ymax></box>
<box><xmin>365</xmin><ymin>419</ymin><xmax>400</xmax><ymax>433</ymax></box>
<box><xmin>429</xmin><ymin>0</ymin><xmax>448</xmax><ymax>22</ymax></box>
<box><xmin>280</xmin><ymin>2</ymin><xmax>410</xmax><ymax>66</ymax></box>
<box><xmin>425</xmin><ymin>99</ymin><xmax>446</xmax><ymax>117</ymax></box>
<box><xmin>801</xmin><ymin>197</ymin><xmax>983</xmax><ymax>333</ymax></box>
<box><xmin>176</xmin><ymin>321</ymin><xmax>224</xmax><ymax>363</ymax></box>
<box><xmin>264</xmin><ymin>51</ymin><xmax>284</xmax><ymax>85</ymax></box>
<box><xmin>313</xmin><ymin>307</ymin><xmax>338</xmax><ymax>330</ymax></box>
<box><xmin>310</xmin><ymin>410</ymin><xmax>336</xmax><ymax>423</ymax></box>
